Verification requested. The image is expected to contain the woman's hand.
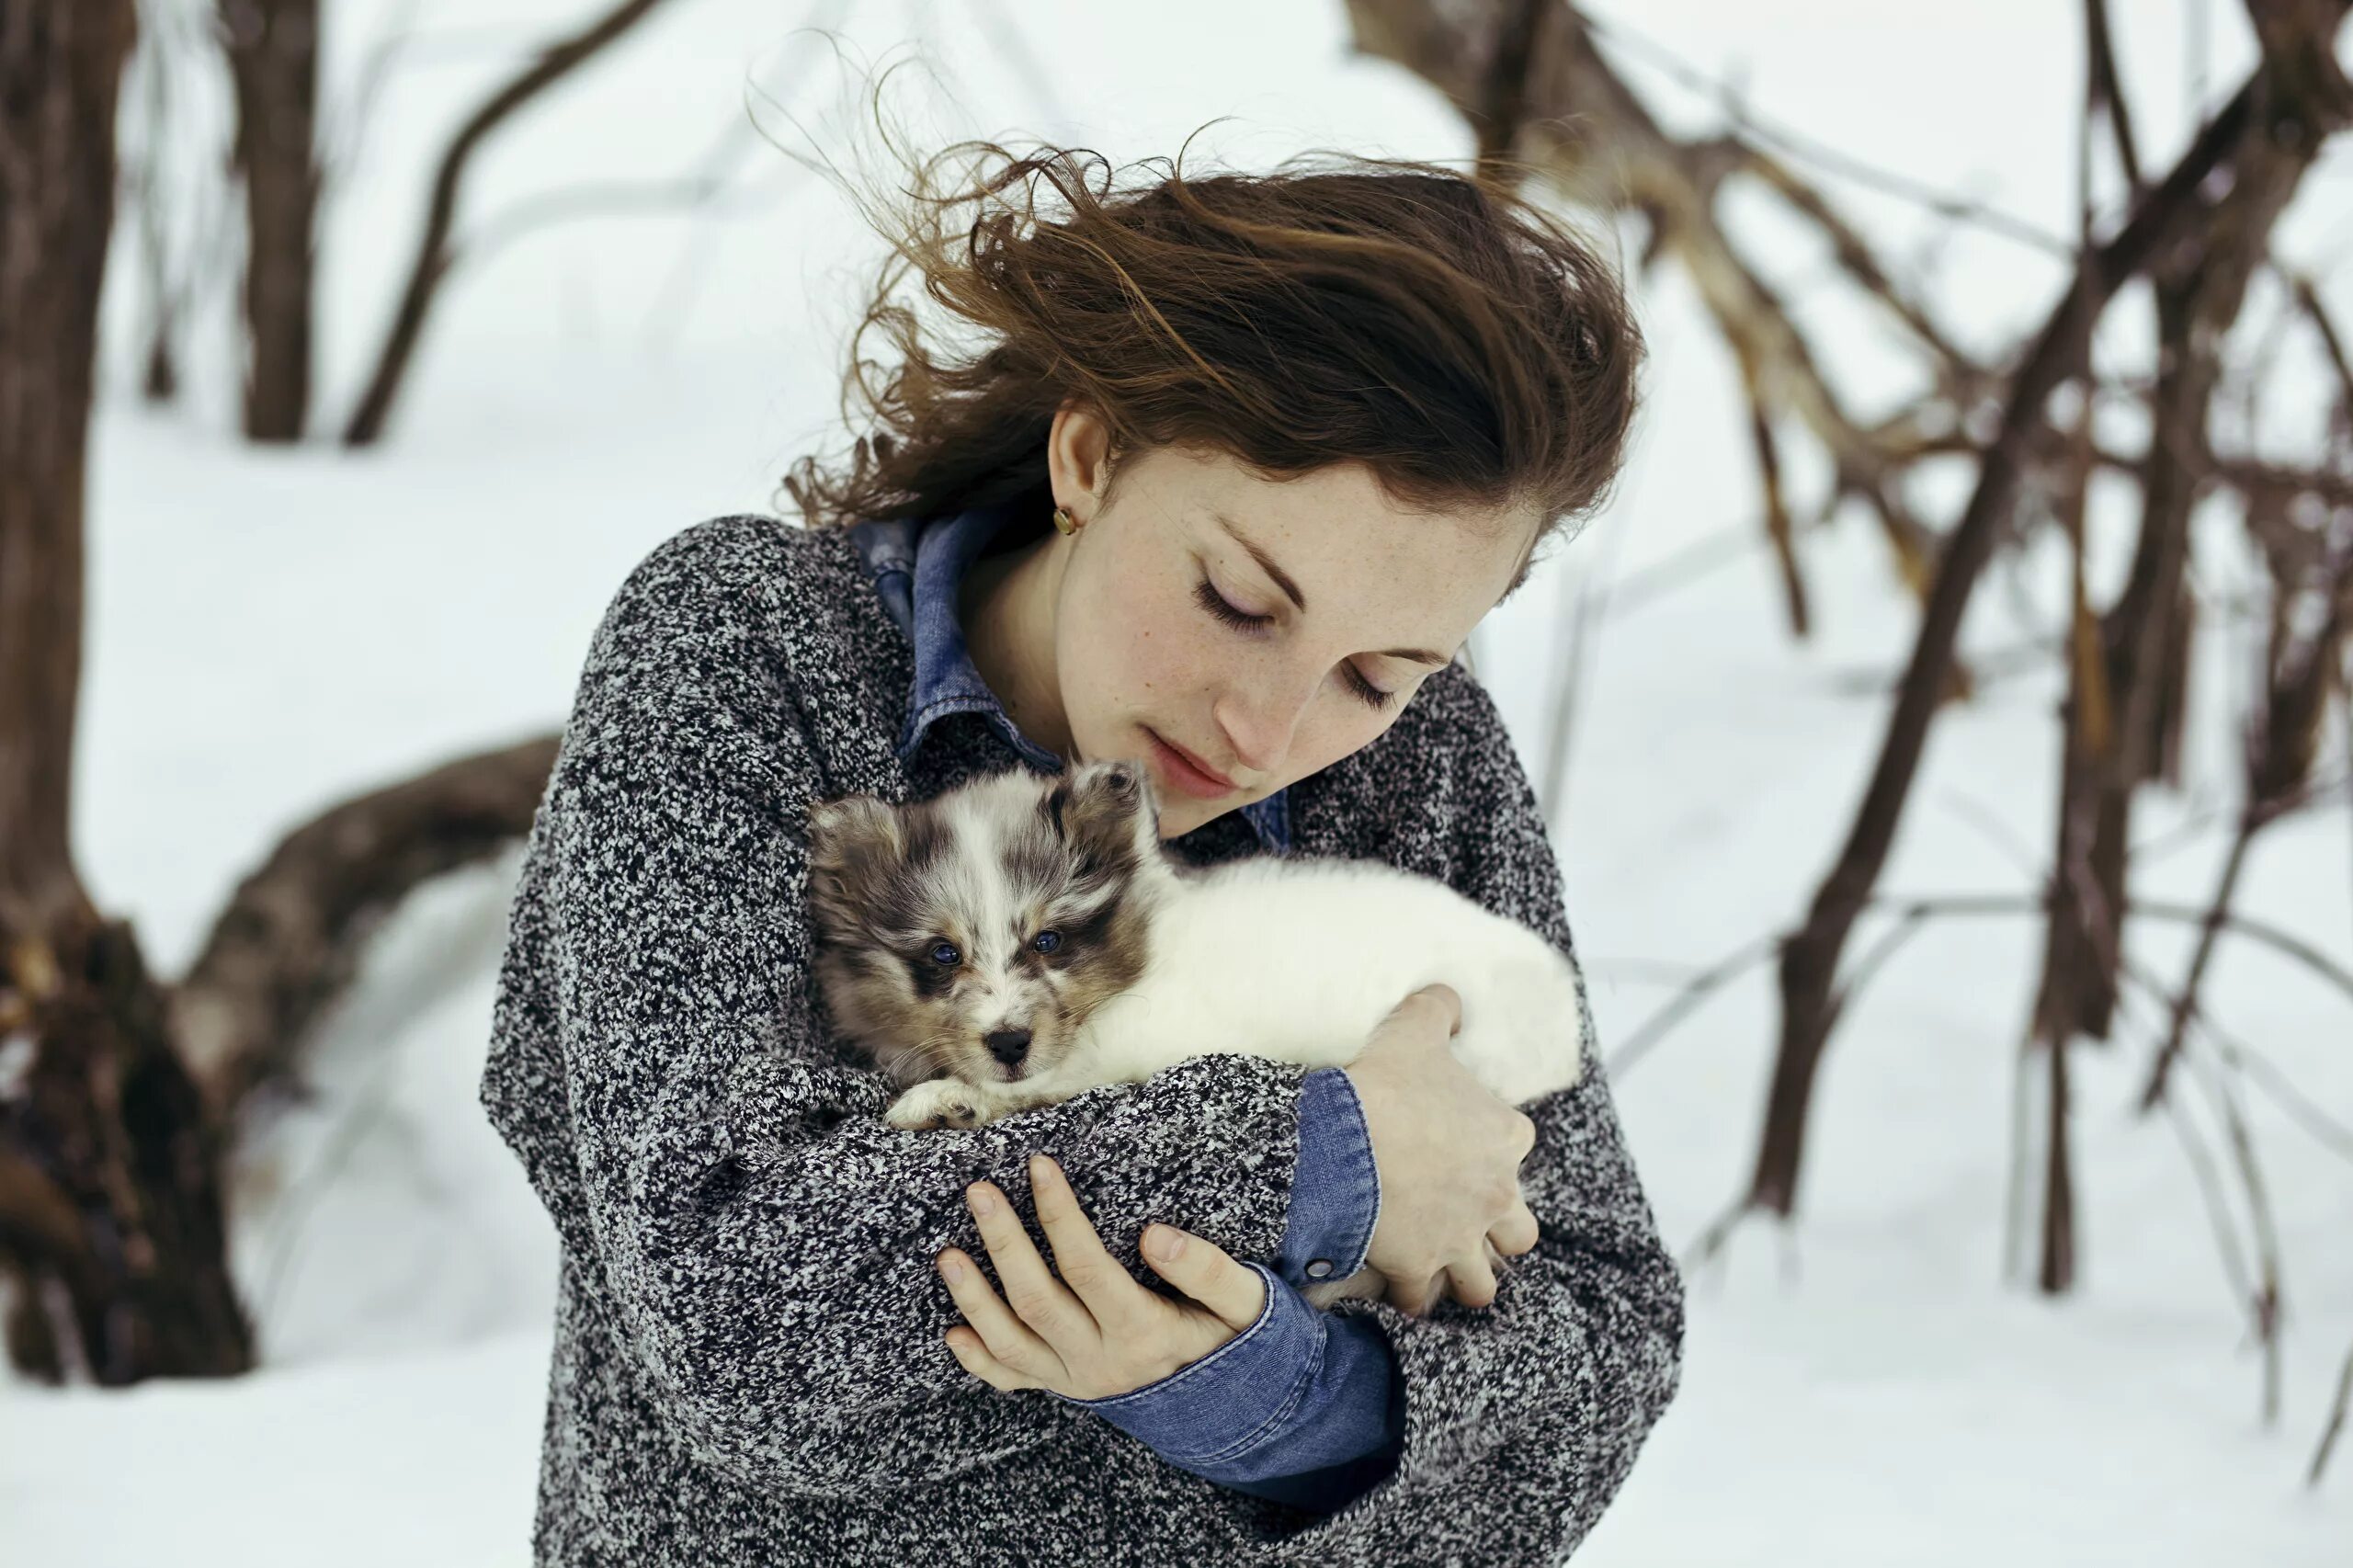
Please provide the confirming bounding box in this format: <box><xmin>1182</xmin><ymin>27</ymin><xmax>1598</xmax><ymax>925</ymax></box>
<box><xmin>936</xmin><ymin>1153</ymin><xmax>1267</xmax><ymax>1401</ymax></box>
<box><xmin>1345</xmin><ymin>983</ymin><xmax>1541</xmax><ymax>1316</ymax></box>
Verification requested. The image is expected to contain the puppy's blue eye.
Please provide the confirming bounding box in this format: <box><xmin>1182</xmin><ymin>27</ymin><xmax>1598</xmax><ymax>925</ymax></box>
<box><xmin>929</xmin><ymin>941</ymin><xmax>961</xmax><ymax>967</ymax></box>
<box><xmin>1032</xmin><ymin>931</ymin><xmax>1063</xmax><ymax>955</ymax></box>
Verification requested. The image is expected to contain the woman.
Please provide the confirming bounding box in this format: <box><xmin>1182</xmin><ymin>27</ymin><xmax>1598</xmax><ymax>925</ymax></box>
<box><xmin>481</xmin><ymin>138</ymin><xmax>1683</xmax><ymax>1563</ymax></box>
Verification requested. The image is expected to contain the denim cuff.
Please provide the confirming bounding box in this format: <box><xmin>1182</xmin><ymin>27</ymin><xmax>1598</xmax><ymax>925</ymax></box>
<box><xmin>1273</xmin><ymin>1066</ymin><xmax>1381</xmax><ymax>1292</ymax></box>
<box><xmin>1048</xmin><ymin>1261</ymin><xmax>1321</xmax><ymax>1463</ymax></box>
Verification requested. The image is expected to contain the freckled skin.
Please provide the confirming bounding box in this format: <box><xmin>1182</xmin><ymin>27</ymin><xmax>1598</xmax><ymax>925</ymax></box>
<box><xmin>960</xmin><ymin>405</ymin><xmax>1542</xmax><ymax>841</ymax></box>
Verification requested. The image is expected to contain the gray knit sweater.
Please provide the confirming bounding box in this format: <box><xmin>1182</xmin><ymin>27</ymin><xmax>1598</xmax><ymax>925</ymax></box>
<box><xmin>480</xmin><ymin>514</ymin><xmax>1684</xmax><ymax>1565</ymax></box>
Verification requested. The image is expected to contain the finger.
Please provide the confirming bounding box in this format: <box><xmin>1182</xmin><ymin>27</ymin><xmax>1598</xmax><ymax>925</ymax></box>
<box><xmin>941</xmin><ymin>1322</ymin><xmax>1036</xmax><ymax>1392</ymax></box>
<box><xmin>964</xmin><ymin>1180</ymin><xmax>1085</xmax><ymax>1345</ymax></box>
<box><xmin>1445</xmin><ymin>1249</ymin><xmax>1500</xmax><ymax>1310</ymax></box>
<box><xmin>1490</xmin><ymin>1197</ymin><xmax>1540</xmax><ymax>1258</ymax></box>
<box><xmin>1139</xmin><ymin>1224</ymin><xmax>1267</xmax><ymax>1333</ymax></box>
<box><xmin>955</xmin><ymin>1187</ymin><xmax>1077</xmax><ymax>1356</ymax></box>
<box><xmin>1026</xmin><ymin>1154</ymin><xmax>1136</xmax><ymax>1326</ymax></box>
<box><xmin>937</xmin><ymin>1245</ymin><xmax>1056</xmax><ymax>1375</ymax></box>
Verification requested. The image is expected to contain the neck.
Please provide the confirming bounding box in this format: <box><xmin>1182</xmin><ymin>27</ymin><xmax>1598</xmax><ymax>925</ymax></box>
<box><xmin>961</xmin><ymin>524</ymin><xmax>1073</xmax><ymax>762</ymax></box>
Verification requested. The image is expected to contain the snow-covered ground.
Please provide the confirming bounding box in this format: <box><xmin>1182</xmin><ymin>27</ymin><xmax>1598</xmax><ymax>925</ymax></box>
<box><xmin>4</xmin><ymin>2</ymin><xmax>2348</xmax><ymax>1563</ymax></box>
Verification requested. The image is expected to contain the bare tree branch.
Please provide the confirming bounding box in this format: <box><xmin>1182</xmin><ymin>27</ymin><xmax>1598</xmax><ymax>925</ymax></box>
<box><xmin>342</xmin><ymin>0</ymin><xmax>679</xmax><ymax>445</ymax></box>
<box><xmin>2316</xmin><ymin>1335</ymin><xmax>2353</xmax><ymax>1486</ymax></box>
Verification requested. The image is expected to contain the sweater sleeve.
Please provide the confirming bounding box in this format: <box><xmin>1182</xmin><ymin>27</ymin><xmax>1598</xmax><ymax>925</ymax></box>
<box><xmin>506</xmin><ymin>523</ymin><xmax>1318</xmax><ymax>1502</ymax></box>
<box><xmin>1242</xmin><ymin>668</ymin><xmax>1687</xmax><ymax>1557</ymax></box>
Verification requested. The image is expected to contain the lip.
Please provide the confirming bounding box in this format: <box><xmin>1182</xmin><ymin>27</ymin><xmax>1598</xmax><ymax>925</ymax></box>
<box><xmin>1143</xmin><ymin>727</ymin><xmax>1238</xmax><ymax>800</ymax></box>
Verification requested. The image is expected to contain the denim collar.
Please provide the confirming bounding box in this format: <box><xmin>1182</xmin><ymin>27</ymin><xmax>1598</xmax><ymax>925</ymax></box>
<box><xmin>847</xmin><ymin>501</ymin><xmax>1292</xmax><ymax>856</ymax></box>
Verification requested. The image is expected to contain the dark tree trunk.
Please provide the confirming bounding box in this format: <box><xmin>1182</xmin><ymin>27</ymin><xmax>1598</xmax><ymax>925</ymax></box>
<box><xmin>0</xmin><ymin>4</ymin><xmax>577</xmax><ymax>1387</ymax></box>
<box><xmin>222</xmin><ymin>0</ymin><xmax>319</xmax><ymax>442</ymax></box>
<box><xmin>0</xmin><ymin>0</ymin><xmax>256</xmax><ymax>1382</ymax></box>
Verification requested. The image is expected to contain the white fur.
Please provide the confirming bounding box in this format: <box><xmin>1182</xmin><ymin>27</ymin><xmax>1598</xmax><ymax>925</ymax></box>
<box><xmin>1059</xmin><ymin>856</ymin><xmax>1584</xmax><ymax>1106</ymax></box>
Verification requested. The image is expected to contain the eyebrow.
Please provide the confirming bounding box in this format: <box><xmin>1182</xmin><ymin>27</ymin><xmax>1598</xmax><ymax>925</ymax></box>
<box><xmin>1210</xmin><ymin>508</ymin><xmax>1453</xmax><ymax>667</ymax></box>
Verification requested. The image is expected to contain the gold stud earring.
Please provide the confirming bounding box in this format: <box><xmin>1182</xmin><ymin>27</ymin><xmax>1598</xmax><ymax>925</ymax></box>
<box><xmin>1051</xmin><ymin>506</ymin><xmax>1080</xmax><ymax>536</ymax></box>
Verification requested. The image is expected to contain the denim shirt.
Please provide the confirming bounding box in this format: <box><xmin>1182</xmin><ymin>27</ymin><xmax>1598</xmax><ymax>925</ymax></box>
<box><xmin>847</xmin><ymin>500</ymin><xmax>1404</xmax><ymax>1512</ymax></box>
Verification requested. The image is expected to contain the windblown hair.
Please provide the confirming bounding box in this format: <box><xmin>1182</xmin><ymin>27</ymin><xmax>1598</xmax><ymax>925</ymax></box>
<box><xmin>780</xmin><ymin>102</ymin><xmax>1643</xmax><ymax>596</ymax></box>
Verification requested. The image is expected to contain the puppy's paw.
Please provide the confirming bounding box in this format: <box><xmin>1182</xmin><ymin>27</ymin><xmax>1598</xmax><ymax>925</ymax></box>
<box><xmin>885</xmin><ymin>1077</ymin><xmax>995</xmax><ymax>1131</ymax></box>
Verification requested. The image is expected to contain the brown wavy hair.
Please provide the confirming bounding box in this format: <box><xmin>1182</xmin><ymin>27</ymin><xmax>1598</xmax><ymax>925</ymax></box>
<box><xmin>780</xmin><ymin>122</ymin><xmax>1643</xmax><ymax>598</ymax></box>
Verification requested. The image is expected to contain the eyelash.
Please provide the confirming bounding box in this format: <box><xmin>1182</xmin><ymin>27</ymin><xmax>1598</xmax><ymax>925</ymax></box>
<box><xmin>1191</xmin><ymin>577</ymin><xmax>1396</xmax><ymax>711</ymax></box>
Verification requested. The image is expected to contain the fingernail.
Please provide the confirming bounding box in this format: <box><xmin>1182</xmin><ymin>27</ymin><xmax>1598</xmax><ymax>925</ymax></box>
<box><xmin>1147</xmin><ymin>1226</ymin><xmax>1186</xmax><ymax>1261</ymax></box>
<box><xmin>966</xmin><ymin>1184</ymin><xmax>997</xmax><ymax>1217</ymax></box>
<box><xmin>938</xmin><ymin>1252</ymin><xmax>966</xmax><ymax>1282</ymax></box>
<box><xmin>1029</xmin><ymin>1153</ymin><xmax>1057</xmax><ymax>1185</ymax></box>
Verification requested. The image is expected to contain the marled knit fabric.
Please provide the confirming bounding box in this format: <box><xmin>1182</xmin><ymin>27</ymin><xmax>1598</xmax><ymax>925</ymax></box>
<box><xmin>481</xmin><ymin>514</ymin><xmax>1685</xmax><ymax>1565</ymax></box>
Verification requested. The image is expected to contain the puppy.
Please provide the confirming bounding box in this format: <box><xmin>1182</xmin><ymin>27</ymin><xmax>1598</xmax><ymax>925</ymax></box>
<box><xmin>804</xmin><ymin>761</ymin><xmax>1588</xmax><ymax>1308</ymax></box>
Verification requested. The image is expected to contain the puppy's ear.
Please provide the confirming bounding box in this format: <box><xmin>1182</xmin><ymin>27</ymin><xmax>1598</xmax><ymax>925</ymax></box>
<box><xmin>804</xmin><ymin>794</ymin><xmax>904</xmax><ymax>936</ymax></box>
<box><xmin>1051</xmin><ymin>760</ymin><xmax>1160</xmax><ymax>868</ymax></box>
<box><xmin>808</xmin><ymin>794</ymin><xmax>902</xmax><ymax>863</ymax></box>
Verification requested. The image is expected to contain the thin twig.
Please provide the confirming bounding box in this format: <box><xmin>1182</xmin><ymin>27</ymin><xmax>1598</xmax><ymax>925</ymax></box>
<box><xmin>2314</xmin><ymin>1336</ymin><xmax>2353</xmax><ymax>1487</ymax></box>
<box><xmin>1606</xmin><ymin>929</ymin><xmax>1784</xmax><ymax>1078</ymax></box>
<box><xmin>2178</xmin><ymin>1003</ymin><xmax>2353</xmax><ymax>1168</ymax></box>
<box><xmin>2119</xmin><ymin>957</ymin><xmax>2293</xmax><ymax>1423</ymax></box>
<box><xmin>1579</xmin><ymin>6</ymin><xmax>2074</xmax><ymax>256</ymax></box>
<box><xmin>343</xmin><ymin>0</ymin><xmax>680</xmax><ymax>444</ymax></box>
<box><xmin>2139</xmin><ymin>813</ymin><xmax>2259</xmax><ymax>1111</ymax></box>
<box><xmin>2084</xmin><ymin>0</ymin><xmax>2144</xmax><ymax>192</ymax></box>
<box><xmin>2290</xmin><ymin>271</ymin><xmax>2353</xmax><ymax>446</ymax></box>
<box><xmin>462</xmin><ymin>176</ymin><xmax>751</xmax><ymax>269</ymax></box>
<box><xmin>1611</xmin><ymin>884</ymin><xmax>2353</xmax><ymax>1082</ymax></box>
<box><xmin>2103</xmin><ymin>896</ymin><xmax>2353</xmax><ymax>1008</ymax></box>
<box><xmin>2180</xmin><ymin>1003</ymin><xmax>2286</xmax><ymax>1422</ymax></box>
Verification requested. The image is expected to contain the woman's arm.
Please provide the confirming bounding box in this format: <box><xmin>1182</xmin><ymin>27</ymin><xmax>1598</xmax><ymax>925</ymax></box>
<box><xmin>1243</xmin><ymin>666</ymin><xmax>1686</xmax><ymax>1555</ymax></box>
<box><xmin>483</xmin><ymin>520</ymin><xmax>1319</xmax><ymax>1503</ymax></box>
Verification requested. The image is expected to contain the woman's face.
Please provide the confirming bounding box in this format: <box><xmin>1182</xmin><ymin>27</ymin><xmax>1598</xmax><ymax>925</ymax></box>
<box><xmin>1043</xmin><ymin>409</ymin><xmax>1540</xmax><ymax>840</ymax></box>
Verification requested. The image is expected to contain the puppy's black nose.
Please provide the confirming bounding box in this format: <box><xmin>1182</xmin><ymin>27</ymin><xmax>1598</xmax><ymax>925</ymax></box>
<box><xmin>985</xmin><ymin>1028</ymin><xmax>1032</xmax><ymax>1065</ymax></box>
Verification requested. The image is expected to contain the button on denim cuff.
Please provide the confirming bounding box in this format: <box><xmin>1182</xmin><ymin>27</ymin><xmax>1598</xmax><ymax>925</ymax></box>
<box><xmin>1274</xmin><ymin>1066</ymin><xmax>1382</xmax><ymax>1292</ymax></box>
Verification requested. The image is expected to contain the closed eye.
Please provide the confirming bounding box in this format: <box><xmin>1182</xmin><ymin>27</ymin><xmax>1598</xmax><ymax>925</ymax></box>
<box><xmin>1192</xmin><ymin>576</ymin><xmax>1397</xmax><ymax>711</ymax></box>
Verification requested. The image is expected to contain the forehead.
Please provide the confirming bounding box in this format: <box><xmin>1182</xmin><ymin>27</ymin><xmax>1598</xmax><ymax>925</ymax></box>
<box><xmin>928</xmin><ymin>778</ymin><xmax>1063</xmax><ymax>906</ymax></box>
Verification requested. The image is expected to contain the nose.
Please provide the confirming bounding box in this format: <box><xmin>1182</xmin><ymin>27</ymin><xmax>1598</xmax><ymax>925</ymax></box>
<box><xmin>1214</xmin><ymin>665</ymin><xmax>1316</xmax><ymax>780</ymax></box>
<box><xmin>984</xmin><ymin>1027</ymin><xmax>1032</xmax><ymax>1066</ymax></box>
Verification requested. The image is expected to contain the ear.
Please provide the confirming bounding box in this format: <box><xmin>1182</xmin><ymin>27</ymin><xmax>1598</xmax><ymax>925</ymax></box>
<box><xmin>803</xmin><ymin>794</ymin><xmax>904</xmax><ymax>934</ymax></box>
<box><xmin>1051</xmin><ymin>760</ymin><xmax>1160</xmax><ymax>867</ymax></box>
<box><xmin>808</xmin><ymin>794</ymin><xmax>902</xmax><ymax>861</ymax></box>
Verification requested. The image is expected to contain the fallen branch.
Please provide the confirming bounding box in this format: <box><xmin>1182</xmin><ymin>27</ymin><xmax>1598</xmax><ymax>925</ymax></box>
<box><xmin>174</xmin><ymin>733</ymin><xmax>559</xmax><ymax>1121</ymax></box>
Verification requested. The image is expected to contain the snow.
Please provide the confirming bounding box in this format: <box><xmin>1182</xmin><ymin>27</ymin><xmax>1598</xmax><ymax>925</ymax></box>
<box><xmin>5</xmin><ymin>1</ymin><xmax>2348</xmax><ymax>1562</ymax></box>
